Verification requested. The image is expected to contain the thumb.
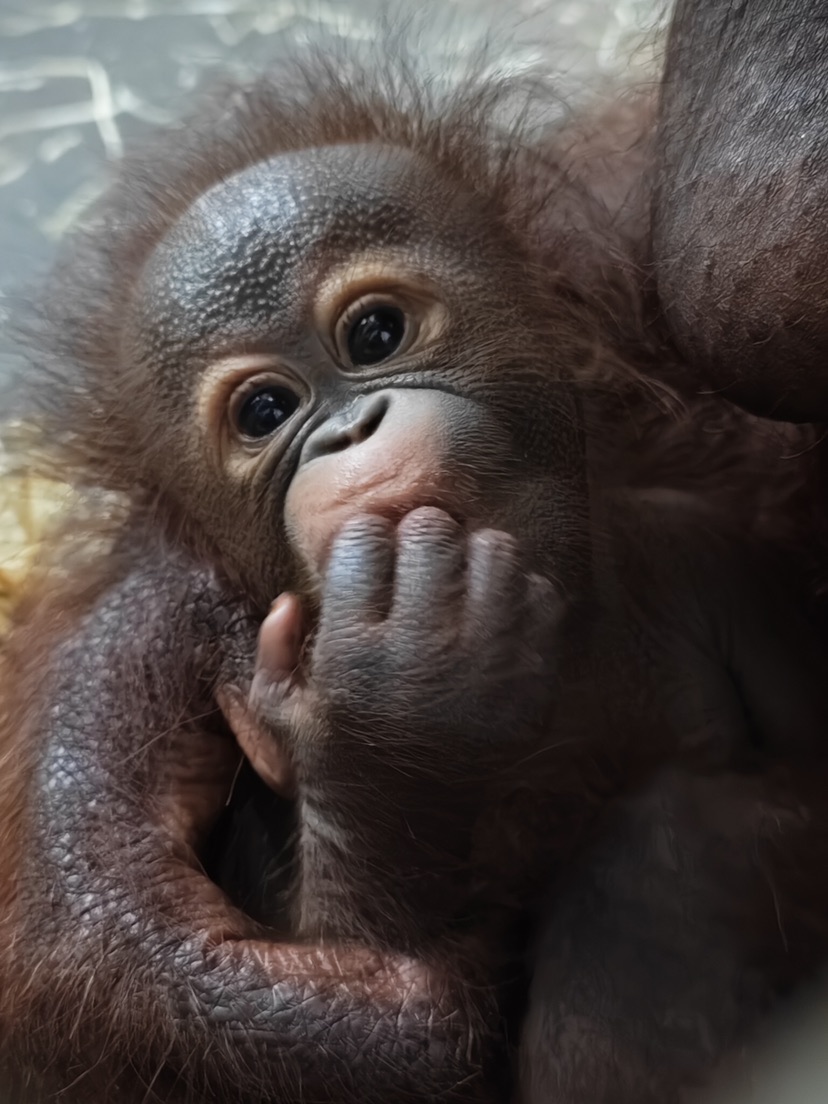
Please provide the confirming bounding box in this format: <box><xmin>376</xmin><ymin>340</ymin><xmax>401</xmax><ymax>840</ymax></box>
<box><xmin>217</xmin><ymin>593</ymin><xmax>309</xmax><ymax>797</ymax></box>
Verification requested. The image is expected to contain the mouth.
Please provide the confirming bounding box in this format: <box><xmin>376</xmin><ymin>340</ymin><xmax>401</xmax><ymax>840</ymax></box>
<box><xmin>311</xmin><ymin>491</ymin><xmax>469</xmax><ymax>579</ymax></box>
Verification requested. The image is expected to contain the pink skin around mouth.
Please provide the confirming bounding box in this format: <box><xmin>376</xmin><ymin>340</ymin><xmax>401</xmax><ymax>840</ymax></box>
<box><xmin>224</xmin><ymin>499</ymin><xmax>473</xmax><ymax>797</ymax></box>
<box><xmin>283</xmin><ymin>408</ymin><xmax>469</xmax><ymax>581</ymax></box>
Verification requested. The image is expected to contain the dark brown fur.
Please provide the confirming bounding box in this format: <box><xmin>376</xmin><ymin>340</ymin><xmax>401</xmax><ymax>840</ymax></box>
<box><xmin>2</xmin><ymin>21</ymin><xmax>828</xmax><ymax>1104</ymax></box>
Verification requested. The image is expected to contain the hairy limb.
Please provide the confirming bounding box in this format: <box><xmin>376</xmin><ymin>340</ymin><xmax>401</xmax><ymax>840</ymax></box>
<box><xmin>520</xmin><ymin>768</ymin><xmax>828</xmax><ymax>1104</ymax></box>
<box><xmin>230</xmin><ymin>508</ymin><xmax>564</xmax><ymax>948</ymax></box>
<box><xmin>0</xmin><ymin>557</ymin><xmax>500</xmax><ymax>1104</ymax></box>
<box><xmin>654</xmin><ymin>0</ymin><xmax>828</xmax><ymax>419</ymax></box>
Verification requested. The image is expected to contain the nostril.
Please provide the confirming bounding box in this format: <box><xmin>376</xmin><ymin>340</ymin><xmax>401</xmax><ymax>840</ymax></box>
<box><xmin>355</xmin><ymin>394</ymin><xmax>389</xmax><ymax>443</ymax></box>
<box><xmin>301</xmin><ymin>393</ymin><xmax>390</xmax><ymax>465</ymax></box>
<box><xmin>322</xmin><ymin>423</ymin><xmax>354</xmax><ymax>455</ymax></box>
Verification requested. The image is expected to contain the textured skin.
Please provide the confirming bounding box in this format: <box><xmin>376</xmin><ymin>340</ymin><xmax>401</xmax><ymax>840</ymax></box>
<box><xmin>2</xmin><ymin>551</ymin><xmax>500</xmax><ymax>1103</ymax></box>
<box><xmin>3</xmin><ymin>13</ymin><xmax>828</xmax><ymax>1104</ymax></box>
<box><xmin>654</xmin><ymin>0</ymin><xmax>828</xmax><ymax>419</ymax></box>
<box><xmin>242</xmin><ymin>508</ymin><xmax>563</xmax><ymax>942</ymax></box>
<box><xmin>240</xmin><ymin>490</ymin><xmax>828</xmax><ymax>1104</ymax></box>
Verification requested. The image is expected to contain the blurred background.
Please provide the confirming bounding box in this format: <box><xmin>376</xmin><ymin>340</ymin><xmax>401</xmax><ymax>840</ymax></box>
<box><xmin>0</xmin><ymin>0</ymin><xmax>661</xmax><ymax>613</ymax></box>
<box><xmin>0</xmin><ymin>0</ymin><xmax>661</xmax><ymax>358</ymax></box>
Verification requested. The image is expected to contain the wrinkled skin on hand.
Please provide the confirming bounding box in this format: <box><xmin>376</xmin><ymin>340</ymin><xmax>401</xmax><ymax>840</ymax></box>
<box><xmin>222</xmin><ymin>507</ymin><xmax>563</xmax><ymax>944</ymax></box>
<box><xmin>255</xmin><ymin>510</ymin><xmax>561</xmax><ymax>752</ymax></box>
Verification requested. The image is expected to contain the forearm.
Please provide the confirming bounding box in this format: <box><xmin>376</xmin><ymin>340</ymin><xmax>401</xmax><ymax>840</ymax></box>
<box><xmin>2</xmin><ymin>564</ymin><xmax>498</xmax><ymax>1103</ymax></box>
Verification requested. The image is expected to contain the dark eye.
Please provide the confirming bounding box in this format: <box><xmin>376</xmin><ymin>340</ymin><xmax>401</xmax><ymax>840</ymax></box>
<box><xmin>236</xmin><ymin>386</ymin><xmax>299</xmax><ymax>439</ymax></box>
<box><xmin>346</xmin><ymin>306</ymin><xmax>406</xmax><ymax>366</ymax></box>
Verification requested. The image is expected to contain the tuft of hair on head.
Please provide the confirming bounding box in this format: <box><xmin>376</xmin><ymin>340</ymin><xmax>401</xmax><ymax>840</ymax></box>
<box><xmin>5</xmin><ymin>17</ymin><xmax>656</xmax><ymax>504</ymax></box>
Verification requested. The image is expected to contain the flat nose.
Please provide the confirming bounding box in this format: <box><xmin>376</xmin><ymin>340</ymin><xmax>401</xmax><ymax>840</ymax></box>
<box><xmin>300</xmin><ymin>392</ymin><xmax>390</xmax><ymax>467</ymax></box>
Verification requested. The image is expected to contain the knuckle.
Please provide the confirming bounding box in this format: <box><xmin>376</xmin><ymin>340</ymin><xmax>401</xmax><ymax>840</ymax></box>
<box><xmin>248</xmin><ymin>670</ymin><xmax>291</xmax><ymax>722</ymax></box>
<box><xmin>315</xmin><ymin>621</ymin><xmax>378</xmax><ymax>674</ymax></box>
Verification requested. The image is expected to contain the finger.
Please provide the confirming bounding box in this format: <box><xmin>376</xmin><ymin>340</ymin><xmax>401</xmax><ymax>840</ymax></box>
<box><xmin>392</xmin><ymin>507</ymin><xmax>465</xmax><ymax>629</ymax></box>
<box><xmin>246</xmin><ymin>594</ymin><xmax>307</xmax><ymax>731</ymax></box>
<box><xmin>217</xmin><ymin>686</ymin><xmax>296</xmax><ymax>797</ymax></box>
<box><xmin>320</xmin><ymin>514</ymin><xmax>396</xmax><ymax>630</ymax></box>
<box><xmin>464</xmin><ymin>528</ymin><xmax>524</xmax><ymax>647</ymax></box>
<box><xmin>257</xmin><ymin>593</ymin><xmax>306</xmax><ymax>682</ymax></box>
<box><xmin>525</xmin><ymin>573</ymin><xmax>567</xmax><ymax>648</ymax></box>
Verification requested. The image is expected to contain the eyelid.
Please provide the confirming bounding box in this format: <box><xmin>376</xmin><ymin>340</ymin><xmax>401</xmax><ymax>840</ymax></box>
<box><xmin>337</xmin><ymin>292</ymin><xmax>404</xmax><ymax>329</ymax></box>
<box><xmin>313</xmin><ymin>261</ymin><xmax>446</xmax><ymax>362</ymax></box>
<box><xmin>197</xmin><ymin>356</ymin><xmax>301</xmax><ymax>443</ymax></box>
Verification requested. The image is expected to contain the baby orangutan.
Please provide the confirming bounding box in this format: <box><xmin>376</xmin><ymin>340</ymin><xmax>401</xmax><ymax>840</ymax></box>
<box><xmin>3</xmin><ymin>10</ymin><xmax>828</xmax><ymax>1104</ymax></box>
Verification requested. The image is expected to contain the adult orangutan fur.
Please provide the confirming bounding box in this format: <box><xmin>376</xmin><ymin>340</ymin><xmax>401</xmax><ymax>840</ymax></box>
<box><xmin>2</xmin><ymin>11</ymin><xmax>828</xmax><ymax>1104</ymax></box>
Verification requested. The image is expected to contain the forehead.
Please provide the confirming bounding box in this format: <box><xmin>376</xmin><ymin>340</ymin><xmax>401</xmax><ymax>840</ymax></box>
<box><xmin>176</xmin><ymin>143</ymin><xmax>440</xmax><ymax>266</ymax></box>
<box><xmin>136</xmin><ymin>144</ymin><xmax>469</xmax><ymax>344</ymax></box>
